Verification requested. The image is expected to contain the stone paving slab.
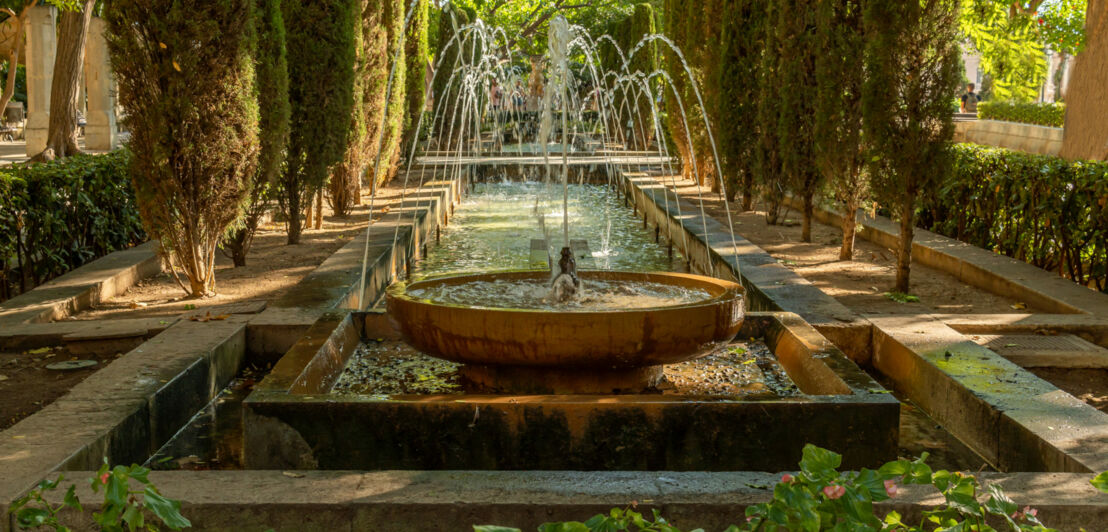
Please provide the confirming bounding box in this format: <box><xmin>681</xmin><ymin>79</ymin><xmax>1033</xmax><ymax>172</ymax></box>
<box><xmin>972</xmin><ymin>334</ymin><xmax>1108</xmax><ymax>369</ymax></box>
<box><xmin>938</xmin><ymin>313</ymin><xmax>1108</xmax><ymax>349</ymax></box>
<box><xmin>0</xmin><ymin>241</ymin><xmax>161</xmax><ymax>326</ymax></box>
<box><xmin>0</xmin><ymin>318</ymin><xmax>247</xmax><ymax>530</ymax></box>
<box><xmin>869</xmin><ymin>314</ymin><xmax>1108</xmax><ymax>473</ymax></box>
<box><xmin>0</xmin><ymin>317</ymin><xmax>173</xmax><ymax>350</ymax></box>
<box><xmin>32</xmin><ymin>470</ymin><xmax>1108</xmax><ymax>532</ymax></box>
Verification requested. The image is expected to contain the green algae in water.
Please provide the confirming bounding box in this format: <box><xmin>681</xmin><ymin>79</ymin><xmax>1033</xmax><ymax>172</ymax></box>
<box><xmin>413</xmin><ymin>182</ymin><xmax>681</xmax><ymax>276</ymax></box>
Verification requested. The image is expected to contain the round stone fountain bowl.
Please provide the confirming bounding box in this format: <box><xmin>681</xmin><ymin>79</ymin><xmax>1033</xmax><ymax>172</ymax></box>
<box><xmin>385</xmin><ymin>270</ymin><xmax>745</xmax><ymax>393</ymax></box>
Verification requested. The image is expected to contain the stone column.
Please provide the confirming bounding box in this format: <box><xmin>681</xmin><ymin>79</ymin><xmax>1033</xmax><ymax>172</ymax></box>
<box><xmin>24</xmin><ymin>5</ymin><xmax>57</xmax><ymax>156</ymax></box>
<box><xmin>84</xmin><ymin>17</ymin><xmax>116</xmax><ymax>151</ymax></box>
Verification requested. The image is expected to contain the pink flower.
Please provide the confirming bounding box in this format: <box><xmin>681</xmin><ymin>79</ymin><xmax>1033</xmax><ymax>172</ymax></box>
<box><xmin>1024</xmin><ymin>506</ymin><xmax>1037</xmax><ymax>518</ymax></box>
<box><xmin>822</xmin><ymin>484</ymin><xmax>846</xmax><ymax>500</ymax></box>
<box><xmin>781</xmin><ymin>474</ymin><xmax>794</xmax><ymax>483</ymax></box>
<box><xmin>884</xmin><ymin>479</ymin><xmax>898</xmax><ymax>497</ymax></box>
<box><xmin>99</xmin><ymin>472</ymin><xmax>109</xmax><ymax>485</ymax></box>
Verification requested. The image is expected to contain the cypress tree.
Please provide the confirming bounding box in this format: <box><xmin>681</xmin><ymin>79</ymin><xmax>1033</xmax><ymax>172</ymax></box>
<box><xmin>224</xmin><ymin>0</ymin><xmax>291</xmax><ymax>266</ymax></box>
<box><xmin>104</xmin><ymin>0</ymin><xmax>259</xmax><ymax>297</ymax></box>
<box><xmin>432</xmin><ymin>5</ymin><xmax>470</xmax><ymax>144</ymax></box>
<box><xmin>402</xmin><ymin>0</ymin><xmax>430</xmax><ymax>154</ymax></box>
<box><xmin>601</xmin><ymin>3</ymin><xmax>658</xmax><ymax>151</ymax></box>
<box><xmin>376</xmin><ymin>0</ymin><xmax>408</xmax><ymax>187</ymax></box>
<box><xmin>814</xmin><ymin>0</ymin><xmax>867</xmax><ymax>260</ymax></box>
<box><xmin>282</xmin><ymin>0</ymin><xmax>357</xmax><ymax>243</ymax></box>
<box><xmin>775</xmin><ymin>0</ymin><xmax>822</xmax><ymax>242</ymax></box>
<box><xmin>716</xmin><ymin>0</ymin><xmax>768</xmax><ymax>208</ymax></box>
<box><xmin>863</xmin><ymin>0</ymin><xmax>962</xmax><ymax>292</ymax></box>
<box><xmin>756</xmin><ymin>0</ymin><xmax>785</xmax><ymax>224</ymax></box>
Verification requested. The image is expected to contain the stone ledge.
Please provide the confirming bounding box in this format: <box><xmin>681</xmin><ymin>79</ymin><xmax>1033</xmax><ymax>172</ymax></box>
<box><xmin>0</xmin><ymin>241</ymin><xmax>162</xmax><ymax>326</ymax></box>
<box><xmin>33</xmin><ymin>470</ymin><xmax>1108</xmax><ymax>532</ymax></box>
<box><xmin>0</xmin><ymin>318</ymin><xmax>248</xmax><ymax>532</ymax></box>
<box><xmin>937</xmin><ymin>313</ymin><xmax>1108</xmax><ymax>350</ymax></box>
<box><xmin>869</xmin><ymin>314</ymin><xmax>1108</xmax><ymax>473</ymax></box>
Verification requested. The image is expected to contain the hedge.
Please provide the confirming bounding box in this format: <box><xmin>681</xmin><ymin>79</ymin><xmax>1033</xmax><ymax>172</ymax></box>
<box><xmin>0</xmin><ymin>151</ymin><xmax>145</xmax><ymax>302</ymax></box>
<box><xmin>977</xmin><ymin>101</ymin><xmax>1066</xmax><ymax>128</ymax></box>
<box><xmin>918</xmin><ymin>144</ymin><xmax>1108</xmax><ymax>292</ymax></box>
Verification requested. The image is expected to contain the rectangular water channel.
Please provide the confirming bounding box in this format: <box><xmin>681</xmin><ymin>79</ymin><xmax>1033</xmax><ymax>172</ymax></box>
<box><xmin>239</xmin><ymin>179</ymin><xmax>901</xmax><ymax>471</ymax></box>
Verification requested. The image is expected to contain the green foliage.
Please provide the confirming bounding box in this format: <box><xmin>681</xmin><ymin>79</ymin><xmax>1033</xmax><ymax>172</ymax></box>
<box><xmin>715</xmin><ymin>0</ymin><xmax>768</xmax><ymax>207</ymax></box>
<box><xmin>9</xmin><ymin>461</ymin><xmax>190</xmax><ymax>531</ymax></box>
<box><xmin>600</xmin><ymin>3</ymin><xmax>657</xmax><ymax>150</ymax></box>
<box><xmin>379</xmin><ymin>0</ymin><xmax>408</xmax><ymax>186</ymax></box>
<box><xmin>773</xmin><ymin>0</ymin><xmax>822</xmax><ymax>240</ymax></box>
<box><xmin>105</xmin><ymin>0</ymin><xmax>259</xmax><ymax>296</ymax></box>
<box><xmin>958</xmin><ymin>0</ymin><xmax>1086</xmax><ymax>102</ymax></box>
<box><xmin>478</xmin><ymin>445</ymin><xmax>1058</xmax><ymax>531</ymax></box>
<box><xmin>977</xmin><ymin>101</ymin><xmax>1066</xmax><ymax>127</ymax></box>
<box><xmin>0</xmin><ymin>151</ymin><xmax>144</xmax><ymax>302</ymax></box>
<box><xmin>813</xmin><ymin>0</ymin><xmax>867</xmax><ymax>255</ymax></box>
<box><xmin>222</xmin><ymin>0</ymin><xmax>292</xmax><ymax>267</ymax></box>
<box><xmin>884</xmin><ymin>292</ymin><xmax>920</xmax><ymax>303</ymax></box>
<box><xmin>402</xmin><ymin>0</ymin><xmax>430</xmax><ymax>153</ymax></box>
<box><xmin>1091</xmin><ymin>471</ymin><xmax>1108</xmax><ymax>493</ymax></box>
<box><xmin>432</xmin><ymin>4</ymin><xmax>470</xmax><ymax>144</ymax></box>
<box><xmin>863</xmin><ymin>0</ymin><xmax>962</xmax><ymax>292</ymax></box>
<box><xmin>281</xmin><ymin>0</ymin><xmax>358</xmax><ymax>241</ymax></box>
<box><xmin>448</xmin><ymin>0</ymin><xmax>637</xmax><ymax>56</ymax></box>
<box><xmin>919</xmin><ymin>144</ymin><xmax>1108</xmax><ymax>292</ymax></box>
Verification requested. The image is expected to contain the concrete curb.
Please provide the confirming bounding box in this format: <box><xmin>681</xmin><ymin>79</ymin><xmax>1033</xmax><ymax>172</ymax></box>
<box><xmin>0</xmin><ymin>241</ymin><xmax>162</xmax><ymax>326</ymax></box>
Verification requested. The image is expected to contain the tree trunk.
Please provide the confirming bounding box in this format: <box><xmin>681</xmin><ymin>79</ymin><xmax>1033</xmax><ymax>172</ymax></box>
<box><xmin>839</xmin><ymin>197</ymin><xmax>859</xmax><ymax>261</ymax></box>
<box><xmin>314</xmin><ymin>189</ymin><xmax>323</xmax><ymax>229</ymax></box>
<box><xmin>801</xmin><ymin>193</ymin><xmax>814</xmax><ymax>242</ymax></box>
<box><xmin>1060</xmin><ymin>0</ymin><xmax>1108</xmax><ymax>161</ymax></box>
<box><xmin>0</xmin><ymin>8</ymin><xmax>27</xmax><ymax>119</ymax></box>
<box><xmin>287</xmin><ymin>182</ymin><xmax>302</xmax><ymax>245</ymax></box>
<box><xmin>895</xmin><ymin>194</ymin><xmax>915</xmax><ymax>293</ymax></box>
<box><xmin>741</xmin><ymin>174</ymin><xmax>754</xmax><ymax>211</ymax></box>
<box><xmin>35</xmin><ymin>0</ymin><xmax>95</xmax><ymax>161</ymax></box>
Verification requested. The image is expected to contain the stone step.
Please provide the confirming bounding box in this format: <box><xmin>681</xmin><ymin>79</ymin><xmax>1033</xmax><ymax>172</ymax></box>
<box><xmin>971</xmin><ymin>333</ymin><xmax>1108</xmax><ymax>369</ymax></box>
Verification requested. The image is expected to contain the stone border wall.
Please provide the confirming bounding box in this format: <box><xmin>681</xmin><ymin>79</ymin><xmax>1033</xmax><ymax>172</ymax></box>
<box><xmin>954</xmin><ymin>119</ymin><xmax>1064</xmax><ymax>156</ymax></box>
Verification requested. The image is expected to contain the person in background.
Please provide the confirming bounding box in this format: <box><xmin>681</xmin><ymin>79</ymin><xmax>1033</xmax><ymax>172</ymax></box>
<box><xmin>960</xmin><ymin>83</ymin><xmax>979</xmax><ymax>114</ymax></box>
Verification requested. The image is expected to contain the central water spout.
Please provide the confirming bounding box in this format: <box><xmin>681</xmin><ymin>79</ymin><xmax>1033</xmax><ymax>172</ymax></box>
<box><xmin>550</xmin><ymin>246</ymin><xmax>580</xmax><ymax>302</ymax></box>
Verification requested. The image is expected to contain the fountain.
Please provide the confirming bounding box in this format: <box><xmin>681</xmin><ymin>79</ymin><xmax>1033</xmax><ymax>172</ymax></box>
<box><xmin>383</xmin><ymin>15</ymin><xmax>745</xmax><ymax>394</ymax></box>
<box><xmin>240</xmin><ymin>7</ymin><xmax>899</xmax><ymax>473</ymax></box>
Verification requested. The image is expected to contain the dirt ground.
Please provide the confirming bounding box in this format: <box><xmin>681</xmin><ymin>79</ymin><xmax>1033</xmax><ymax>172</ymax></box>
<box><xmin>0</xmin><ymin>346</ymin><xmax>118</xmax><ymax>430</ymax></box>
<box><xmin>1030</xmin><ymin>368</ymin><xmax>1108</xmax><ymax>414</ymax></box>
<box><xmin>69</xmin><ymin>184</ymin><xmax>413</xmax><ymax>321</ymax></box>
<box><xmin>669</xmin><ymin>179</ymin><xmax>1042</xmax><ymax>315</ymax></box>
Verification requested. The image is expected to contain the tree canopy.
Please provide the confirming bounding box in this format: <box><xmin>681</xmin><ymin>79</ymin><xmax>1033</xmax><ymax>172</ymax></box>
<box><xmin>446</xmin><ymin>0</ymin><xmax>643</xmax><ymax>56</ymax></box>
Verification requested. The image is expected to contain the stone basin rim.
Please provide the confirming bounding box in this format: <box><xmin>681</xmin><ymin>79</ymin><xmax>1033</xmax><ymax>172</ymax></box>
<box><xmin>387</xmin><ymin>269</ymin><xmax>745</xmax><ymax>313</ymax></box>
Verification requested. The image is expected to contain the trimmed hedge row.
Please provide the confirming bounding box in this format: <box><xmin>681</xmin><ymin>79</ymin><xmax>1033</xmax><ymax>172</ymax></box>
<box><xmin>0</xmin><ymin>151</ymin><xmax>145</xmax><ymax>302</ymax></box>
<box><xmin>977</xmin><ymin>101</ymin><xmax>1066</xmax><ymax>128</ymax></box>
<box><xmin>918</xmin><ymin>144</ymin><xmax>1108</xmax><ymax>292</ymax></box>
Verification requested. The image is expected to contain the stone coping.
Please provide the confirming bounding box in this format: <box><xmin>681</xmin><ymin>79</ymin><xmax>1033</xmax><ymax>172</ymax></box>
<box><xmin>783</xmin><ymin>197</ymin><xmax>1108</xmax><ymax>316</ymax></box>
<box><xmin>870</xmin><ymin>314</ymin><xmax>1108</xmax><ymax>473</ymax></box>
<box><xmin>619</xmin><ymin>174</ymin><xmax>872</xmax><ymax>363</ymax></box>
<box><xmin>38</xmin><ymin>470</ymin><xmax>1108</xmax><ymax>531</ymax></box>
<box><xmin>0</xmin><ymin>241</ymin><xmax>161</xmax><ymax>326</ymax></box>
<box><xmin>0</xmin><ymin>317</ymin><xmax>248</xmax><ymax>532</ymax></box>
<box><xmin>243</xmin><ymin>311</ymin><xmax>899</xmax><ymax>471</ymax></box>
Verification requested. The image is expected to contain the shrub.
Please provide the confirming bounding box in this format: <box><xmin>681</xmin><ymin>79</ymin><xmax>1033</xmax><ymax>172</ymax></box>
<box><xmin>0</xmin><ymin>151</ymin><xmax>144</xmax><ymax>302</ymax></box>
<box><xmin>977</xmin><ymin>101</ymin><xmax>1066</xmax><ymax>128</ymax></box>
<box><xmin>282</xmin><ymin>0</ymin><xmax>358</xmax><ymax>242</ymax></box>
<box><xmin>223</xmin><ymin>0</ymin><xmax>292</xmax><ymax>267</ymax></box>
<box><xmin>919</xmin><ymin>144</ymin><xmax>1108</xmax><ymax>292</ymax></box>
<box><xmin>106</xmin><ymin>0</ymin><xmax>260</xmax><ymax>297</ymax></box>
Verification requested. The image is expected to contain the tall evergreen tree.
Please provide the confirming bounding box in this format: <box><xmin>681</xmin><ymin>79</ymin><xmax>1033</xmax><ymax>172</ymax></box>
<box><xmin>224</xmin><ymin>0</ymin><xmax>291</xmax><ymax>266</ymax></box>
<box><xmin>814</xmin><ymin>0</ymin><xmax>867</xmax><ymax>259</ymax></box>
<box><xmin>105</xmin><ymin>0</ymin><xmax>259</xmax><ymax>296</ymax></box>
<box><xmin>864</xmin><ymin>0</ymin><xmax>962</xmax><ymax>292</ymax></box>
<box><xmin>716</xmin><ymin>0</ymin><xmax>768</xmax><ymax>209</ymax></box>
<box><xmin>281</xmin><ymin>0</ymin><xmax>357</xmax><ymax>243</ymax></box>
<box><xmin>402</xmin><ymin>0</ymin><xmax>430</xmax><ymax>154</ymax></box>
